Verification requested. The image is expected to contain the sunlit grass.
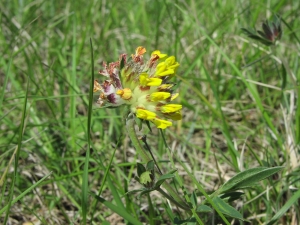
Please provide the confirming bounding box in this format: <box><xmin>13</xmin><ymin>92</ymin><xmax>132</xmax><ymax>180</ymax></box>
<box><xmin>0</xmin><ymin>0</ymin><xmax>299</xmax><ymax>224</ymax></box>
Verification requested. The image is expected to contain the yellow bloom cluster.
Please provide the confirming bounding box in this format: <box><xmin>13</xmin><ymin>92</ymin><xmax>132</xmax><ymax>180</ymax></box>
<box><xmin>94</xmin><ymin>47</ymin><xmax>182</xmax><ymax>129</ymax></box>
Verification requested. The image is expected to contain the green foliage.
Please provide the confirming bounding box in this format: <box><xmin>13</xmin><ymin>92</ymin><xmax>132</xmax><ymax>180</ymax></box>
<box><xmin>241</xmin><ymin>14</ymin><xmax>283</xmax><ymax>46</ymax></box>
<box><xmin>217</xmin><ymin>166</ymin><xmax>284</xmax><ymax>194</ymax></box>
<box><xmin>0</xmin><ymin>0</ymin><xmax>299</xmax><ymax>224</ymax></box>
<box><xmin>212</xmin><ymin>197</ymin><xmax>244</xmax><ymax>221</ymax></box>
<box><xmin>91</xmin><ymin>193</ymin><xmax>143</xmax><ymax>225</ymax></box>
<box><xmin>266</xmin><ymin>188</ymin><xmax>300</xmax><ymax>225</ymax></box>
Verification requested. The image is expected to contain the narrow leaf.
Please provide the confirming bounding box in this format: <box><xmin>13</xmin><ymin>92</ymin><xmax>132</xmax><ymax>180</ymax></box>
<box><xmin>139</xmin><ymin>189</ymin><xmax>153</xmax><ymax>198</ymax></box>
<box><xmin>196</xmin><ymin>205</ymin><xmax>212</xmax><ymax>213</ymax></box>
<box><xmin>125</xmin><ymin>188</ymin><xmax>146</xmax><ymax>196</ymax></box>
<box><xmin>155</xmin><ymin>174</ymin><xmax>175</xmax><ymax>187</ymax></box>
<box><xmin>212</xmin><ymin>197</ymin><xmax>244</xmax><ymax>220</ymax></box>
<box><xmin>82</xmin><ymin>38</ymin><xmax>94</xmax><ymax>223</ymax></box>
<box><xmin>92</xmin><ymin>194</ymin><xmax>143</xmax><ymax>225</ymax></box>
<box><xmin>219</xmin><ymin>191</ymin><xmax>244</xmax><ymax>202</ymax></box>
<box><xmin>281</xmin><ymin>63</ymin><xmax>287</xmax><ymax>90</ymax></box>
<box><xmin>165</xmin><ymin>169</ymin><xmax>178</xmax><ymax>174</ymax></box>
<box><xmin>266</xmin><ymin>188</ymin><xmax>300</xmax><ymax>225</ymax></box>
<box><xmin>190</xmin><ymin>191</ymin><xmax>197</xmax><ymax>207</ymax></box>
<box><xmin>146</xmin><ymin>160</ymin><xmax>154</xmax><ymax>171</ymax></box>
<box><xmin>137</xmin><ymin>163</ymin><xmax>146</xmax><ymax>177</ymax></box>
<box><xmin>219</xmin><ymin>167</ymin><xmax>284</xmax><ymax>194</ymax></box>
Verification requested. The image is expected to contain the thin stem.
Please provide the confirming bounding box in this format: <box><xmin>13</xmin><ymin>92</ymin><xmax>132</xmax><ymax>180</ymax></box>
<box><xmin>126</xmin><ymin>117</ymin><xmax>151</xmax><ymax>162</ymax></box>
<box><xmin>141</xmin><ymin>135</ymin><xmax>163</xmax><ymax>175</ymax></box>
<box><xmin>160</xmin><ymin>129</ymin><xmax>172</xmax><ymax>152</ymax></box>
<box><xmin>126</xmin><ymin>118</ymin><xmax>191</xmax><ymax>211</ymax></box>
<box><xmin>157</xmin><ymin>187</ymin><xmax>191</xmax><ymax>211</ymax></box>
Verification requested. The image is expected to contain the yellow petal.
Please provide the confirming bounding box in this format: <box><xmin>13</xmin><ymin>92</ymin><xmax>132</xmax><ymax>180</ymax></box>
<box><xmin>155</xmin><ymin>69</ymin><xmax>174</xmax><ymax>77</ymax></box>
<box><xmin>155</xmin><ymin>62</ymin><xmax>167</xmax><ymax>74</ymax></box>
<box><xmin>170</xmin><ymin>93</ymin><xmax>179</xmax><ymax>101</ymax></box>
<box><xmin>139</xmin><ymin>73</ymin><xmax>162</xmax><ymax>86</ymax></box>
<box><xmin>158</xmin><ymin>84</ymin><xmax>174</xmax><ymax>91</ymax></box>
<box><xmin>164</xmin><ymin>111</ymin><xmax>182</xmax><ymax>121</ymax></box>
<box><xmin>161</xmin><ymin>104</ymin><xmax>182</xmax><ymax>113</ymax></box>
<box><xmin>116</xmin><ymin>88</ymin><xmax>132</xmax><ymax>100</ymax></box>
<box><xmin>151</xmin><ymin>50</ymin><xmax>167</xmax><ymax>59</ymax></box>
<box><xmin>152</xmin><ymin>118</ymin><xmax>172</xmax><ymax>129</ymax></box>
<box><xmin>147</xmin><ymin>78</ymin><xmax>163</xmax><ymax>86</ymax></box>
<box><xmin>165</xmin><ymin>56</ymin><xmax>180</xmax><ymax>70</ymax></box>
<box><xmin>136</xmin><ymin>108</ymin><xmax>156</xmax><ymax>120</ymax></box>
<box><xmin>165</xmin><ymin>56</ymin><xmax>176</xmax><ymax>65</ymax></box>
<box><xmin>149</xmin><ymin>92</ymin><xmax>171</xmax><ymax>101</ymax></box>
<box><xmin>139</xmin><ymin>73</ymin><xmax>148</xmax><ymax>85</ymax></box>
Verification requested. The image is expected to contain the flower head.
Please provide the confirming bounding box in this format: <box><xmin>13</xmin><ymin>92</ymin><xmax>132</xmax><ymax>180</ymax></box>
<box><xmin>241</xmin><ymin>14</ymin><xmax>282</xmax><ymax>46</ymax></box>
<box><xmin>94</xmin><ymin>47</ymin><xmax>181</xmax><ymax>129</ymax></box>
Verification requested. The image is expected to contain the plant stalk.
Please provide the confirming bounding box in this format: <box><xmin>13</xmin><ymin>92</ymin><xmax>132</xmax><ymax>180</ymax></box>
<box><xmin>126</xmin><ymin>118</ymin><xmax>191</xmax><ymax>211</ymax></box>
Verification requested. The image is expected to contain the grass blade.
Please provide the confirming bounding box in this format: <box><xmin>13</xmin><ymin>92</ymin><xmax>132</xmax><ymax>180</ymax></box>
<box><xmin>81</xmin><ymin>37</ymin><xmax>95</xmax><ymax>223</ymax></box>
<box><xmin>0</xmin><ymin>172</ymin><xmax>53</xmax><ymax>215</ymax></box>
<box><xmin>92</xmin><ymin>194</ymin><xmax>143</xmax><ymax>225</ymax></box>
<box><xmin>266</xmin><ymin>188</ymin><xmax>300</xmax><ymax>225</ymax></box>
<box><xmin>3</xmin><ymin>74</ymin><xmax>29</xmax><ymax>223</ymax></box>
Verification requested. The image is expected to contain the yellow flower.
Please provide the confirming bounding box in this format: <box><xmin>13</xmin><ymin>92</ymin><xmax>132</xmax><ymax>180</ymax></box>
<box><xmin>139</xmin><ymin>73</ymin><xmax>162</xmax><ymax>87</ymax></box>
<box><xmin>136</xmin><ymin>109</ymin><xmax>157</xmax><ymax>120</ymax></box>
<box><xmin>153</xmin><ymin>118</ymin><xmax>172</xmax><ymax>129</ymax></box>
<box><xmin>93</xmin><ymin>47</ymin><xmax>182</xmax><ymax>129</ymax></box>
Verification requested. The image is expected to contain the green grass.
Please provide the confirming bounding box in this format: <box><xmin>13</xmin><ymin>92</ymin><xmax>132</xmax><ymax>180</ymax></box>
<box><xmin>1</xmin><ymin>0</ymin><xmax>300</xmax><ymax>224</ymax></box>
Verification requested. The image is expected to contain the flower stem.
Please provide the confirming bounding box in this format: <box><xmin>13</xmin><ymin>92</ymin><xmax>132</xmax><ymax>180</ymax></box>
<box><xmin>126</xmin><ymin>117</ymin><xmax>151</xmax><ymax>162</ymax></box>
<box><xmin>140</xmin><ymin>135</ymin><xmax>163</xmax><ymax>175</ymax></box>
<box><xmin>126</xmin><ymin>118</ymin><xmax>191</xmax><ymax>211</ymax></box>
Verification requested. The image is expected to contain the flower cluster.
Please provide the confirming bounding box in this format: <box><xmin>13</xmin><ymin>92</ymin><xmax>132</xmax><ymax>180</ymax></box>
<box><xmin>93</xmin><ymin>47</ymin><xmax>182</xmax><ymax>129</ymax></box>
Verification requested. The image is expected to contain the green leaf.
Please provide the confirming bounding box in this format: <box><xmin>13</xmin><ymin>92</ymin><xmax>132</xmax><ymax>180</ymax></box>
<box><xmin>92</xmin><ymin>194</ymin><xmax>143</xmax><ymax>225</ymax></box>
<box><xmin>136</xmin><ymin>117</ymin><xmax>143</xmax><ymax>131</ymax></box>
<box><xmin>281</xmin><ymin>63</ymin><xmax>287</xmax><ymax>90</ymax></box>
<box><xmin>138</xmin><ymin>189</ymin><xmax>153</xmax><ymax>198</ymax></box>
<box><xmin>212</xmin><ymin>197</ymin><xmax>244</xmax><ymax>220</ymax></box>
<box><xmin>190</xmin><ymin>191</ymin><xmax>197</xmax><ymax>207</ymax></box>
<box><xmin>219</xmin><ymin>191</ymin><xmax>244</xmax><ymax>202</ymax></box>
<box><xmin>218</xmin><ymin>166</ymin><xmax>284</xmax><ymax>194</ymax></box>
<box><xmin>146</xmin><ymin>160</ymin><xmax>154</xmax><ymax>171</ymax></box>
<box><xmin>266</xmin><ymin>188</ymin><xmax>300</xmax><ymax>225</ymax></box>
<box><xmin>140</xmin><ymin>171</ymin><xmax>152</xmax><ymax>185</ymax></box>
<box><xmin>241</xmin><ymin>27</ymin><xmax>273</xmax><ymax>46</ymax></box>
<box><xmin>125</xmin><ymin>188</ymin><xmax>146</xmax><ymax>195</ymax></box>
<box><xmin>137</xmin><ymin>163</ymin><xmax>146</xmax><ymax>177</ymax></box>
<box><xmin>145</xmin><ymin>119</ymin><xmax>152</xmax><ymax>133</ymax></box>
<box><xmin>119</xmin><ymin>54</ymin><xmax>125</xmax><ymax>71</ymax></box>
<box><xmin>165</xmin><ymin>169</ymin><xmax>178</xmax><ymax>174</ymax></box>
<box><xmin>196</xmin><ymin>205</ymin><xmax>212</xmax><ymax>213</ymax></box>
<box><xmin>154</xmin><ymin>174</ymin><xmax>175</xmax><ymax>187</ymax></box>
<box><xmin>241</xmin><ymin>28</ymin><xmax>261</xmax><ymax>41</ymax></box>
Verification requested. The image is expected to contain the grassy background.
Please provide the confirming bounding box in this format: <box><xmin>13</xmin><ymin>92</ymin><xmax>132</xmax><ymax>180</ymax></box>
<box><xmin>0</xmin><ymin>0</ymin><xmax>299</xmax><ymax>224</ymax></box>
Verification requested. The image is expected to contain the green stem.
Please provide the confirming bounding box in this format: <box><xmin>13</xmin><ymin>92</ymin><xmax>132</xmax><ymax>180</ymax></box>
<box><xmin>271</xmin><ymin>46</ymin><xmax>299</xmax><ymax>168</ymax></box>
<box><xmin>157</xmin><ymin>187</ymin><xmax>191</xmax><ymax>211</ymax></box>
<box><xmin>271</xmin><ymin>46</ymin><xmax>297</xmax><ymax>87</ymax></box>
<box><xmin>141</xmin><ymin>135</ymin><xmax>163</xmax><ymax>175</ymax></box>
<box><xmin>126</xmin><ymin>118</ymin><xmax>191</xmax><ymax>211</ymax></box>
<box><xmin>126</xmin><ymin>118</ymin><xmax>151</xmax><ymax>162</ymax></box>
